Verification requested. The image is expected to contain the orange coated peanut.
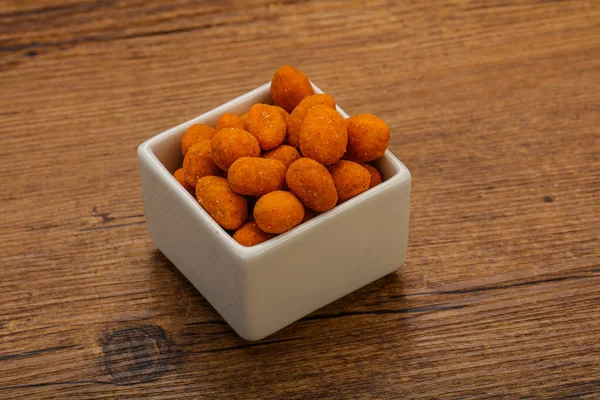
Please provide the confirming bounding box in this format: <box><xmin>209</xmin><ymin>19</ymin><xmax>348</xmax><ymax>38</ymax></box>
<box><xmin>254</xmin><ymin>191</ymin><xmax>304</xmax><ymax>234</ymax></box>
<box><xmin>270</xmin><ymin>65</ymin><xmax>315</xmax><ymax>113</ymax></box>
<box><xmin>345</xmin><ymin>114</ymin><xmax>390</xmax><ymax>162</ymax></box>
<box><xmin>173</xmin><ymin>168</ymin><xmax>194</xmax><ymax>194</ymax></box>
<box><xmin>327</xmin><ymin>160</ymin><xmax>371</xmax><ymax>203</ymax></box>
<box><xmin>196</xmin><ymin>176</ymin><xmax>247</xmax><ymax>230</ymax></box>
<box><xmin>233</xmin><ymin>221</ymin><xmax>274</xmax><ymax>247</ymax></box>
<box><xmin>210</xmin><ymin>128</ymin><xmax>261</xmax><ymax>171</ymax></box>
<box><xmin>228</xmin><ymin>157</ymin><xmax>286</xmax><ymax>197</ymax></box>
<box><xmin>271</xmin><ymin>106</ymin><xmax>290</xmax><ymax>126</ymax></box>
<box><xmin>286</xmin><ymin>158</ymin><xmax>337</xmax><ymax>212</ymax></box>
<box><xmin>181</xmin><ymin>124</ymin><xmax>216</xmax><ymax>156</ymax></box>
<box><xmin>299</xmin><ymin>105</ymin><xmax>348</xmax><ymax>165</ymax></box>
<box><xmin>182</xmin><ymin>140</ymin><xmax>221</xmax><ymax>187</ymax></box>
<box><xmin>244</xmin><ymin>104</ymin><xmax>287</xmax><ymax>150</ymax></box>
<box><xmin>362</xmin><ymin>164</ymin><xmax>383</xmax><ymax>188</ymax></box>
<box><xmin>262</xmin><ymin>145</ymin><xmax>301</xmax><ymax>169</ymax></box>
<box><xmin>287</xmin><ymin>94</ymin><xmax>336</xmax><ymax>148</ymax></box>
<box><xmin>216</xmin><ymin>113</ymin><xmax>246</xmax><ymax>131</ymax></box>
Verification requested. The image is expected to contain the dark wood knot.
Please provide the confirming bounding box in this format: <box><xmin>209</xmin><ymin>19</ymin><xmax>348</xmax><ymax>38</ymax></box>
<box><xmin>102</xmin><ymin>325</ymin><xmax>171</xmax><ymax>385</ymax></box>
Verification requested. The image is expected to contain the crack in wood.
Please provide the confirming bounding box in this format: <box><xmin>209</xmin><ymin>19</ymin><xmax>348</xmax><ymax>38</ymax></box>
<box><xmin>0</xmin><ymin>345</ymin><xmax>76</xmax><ymax>361</ymax></box>
<box><xmin>191</xmin><ymin>337</ymin><xmax>303</xmax><ymax>354</ymax></box>
<box><xmin>394</xmin><ymin>274</ymin><xmax>599</xmax><ymax>298</ymax></box>
<box><xmin>302</xmin><ymin>305</ymin><xmax>466</xmax><ymax>321</ymax></box>
<box><xmin>80</xmin><ymin>221</ymin><xmax>145</xmax><ymax>232</ymax></box>
<box><xmin>0</xmin><ymin>20</ymin><xmax>247</xmax><ymax>53</ymax></box>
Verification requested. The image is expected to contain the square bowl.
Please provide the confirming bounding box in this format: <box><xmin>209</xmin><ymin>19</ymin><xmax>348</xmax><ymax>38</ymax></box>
<box><xmin>137</xmin><ymin>82</ymin><xmax>411</xmax><ymax>341</ymax></box>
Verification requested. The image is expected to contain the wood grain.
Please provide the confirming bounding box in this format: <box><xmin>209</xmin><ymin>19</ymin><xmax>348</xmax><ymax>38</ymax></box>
<box><xmin>1</xmin><ymin>0</ymin><xmax>599</xmax><ymax>398</ymax></box>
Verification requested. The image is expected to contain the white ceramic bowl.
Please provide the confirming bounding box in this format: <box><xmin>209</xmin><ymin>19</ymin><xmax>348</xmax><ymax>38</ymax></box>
<box><xmin>137</xmin><ymin>82</ymin><xmax>411</xmax><ymax>341</ymax></box>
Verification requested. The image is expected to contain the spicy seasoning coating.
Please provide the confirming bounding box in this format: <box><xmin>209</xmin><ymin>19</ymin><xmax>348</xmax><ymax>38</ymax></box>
<box><xmin>286</xmin><ymin>158</ymin><xmax>337</xmax><ymax>212</ymax></box>
<box><xmin>244</xmin><ymin>104</ymin><xmax>287</xmax><ymax>150</ymax></box>
<box><xmin>182</xmin><ymin>140</ymin><xmax>221</xmax><ymax>187</ymax></box>
<box><xmin>345</xmin><ymin>114</ymin><xmax>390</xmax><ymax>162</ymax></box>
<box><xmin>195</xmin><ymin>176</ymin><xmax>247</xmax><ymax>230</ymax></box>
<box><xmin>299</xmin><ymin>105</ymin><xmax>348</xmax><ymax>165</ymax></box>
<box><xmin>233</xmin><ymin>221</ymin><xmax>274</xmax><ymax>247</ymax></box>
<box><xmin>286</xmin><ymin>94</ymin><xmax>336</xmax><ymax>148</ymax></box>
<box><xmin>362</xmin><ymin>164</ymin><xmax>383</xmax><ymax>188</ymax></box>
<box><xmin>210</xmin><ymin>128</ymin><xmax>261</xmax><ymax>171</ymax></box>
<box><xmin>327</xmin><ymin>160</ymin><xmax>371</xmax><ymax>203</ymax></box>
<box><xmin>216</xmin><ymin>113</ymin><xmax>246</xmax><ymax>131</ymax></box>
<box><xmin>270</xmin><ymin>65</ymin><xmax>315</xmax><ymax>112</ymax></box>
<box><xmin>181</xmin><ymin>124</ymin><xmax>216</xmax><ymax>156</ymax></box>
<box><xmin>262</xmin><ymin>145</ymin><xmax>301</xmax><ymax>169</ymax></box>
<box><xmin>228</xmin><ymin>157</ymin><xmax>286</xmax><ymax>197</ymax></box>
<box><xmin>254</xmin><ymin>191</ymin><xmax>304</xmax><ymax>234</ymax></box>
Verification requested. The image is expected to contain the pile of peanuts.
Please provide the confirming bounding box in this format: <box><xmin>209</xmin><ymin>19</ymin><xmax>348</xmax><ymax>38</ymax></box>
<box><xmin>172</xmin><ymin>66</ymin><xmax>390</xmax><ymax>246</ymax></box>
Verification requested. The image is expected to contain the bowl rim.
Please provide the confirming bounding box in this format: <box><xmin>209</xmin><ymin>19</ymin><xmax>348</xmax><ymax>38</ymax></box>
<box><xmin>137</xmin><ymin>82</ymin><xmax>411</xmax><ymax>259</ymax></box>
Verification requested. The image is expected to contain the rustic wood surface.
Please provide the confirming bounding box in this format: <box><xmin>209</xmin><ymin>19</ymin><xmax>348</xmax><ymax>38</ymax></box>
<box><xmin>1</xmin><ymin>0</ymin><xmax>599</xmax><ymax>398</ymax></box>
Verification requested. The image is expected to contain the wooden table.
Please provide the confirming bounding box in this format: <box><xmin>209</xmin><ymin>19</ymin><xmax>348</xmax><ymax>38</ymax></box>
<box><xmin>1</xmin><ymin>1</ymin><xmax>599</xmax><ymax>398</ymax></box>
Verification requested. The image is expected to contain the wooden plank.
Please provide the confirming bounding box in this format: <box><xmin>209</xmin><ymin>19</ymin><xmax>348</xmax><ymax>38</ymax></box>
<box><xmin>1</xmin><ymin>0</ymin><xmax>599</xmax><ymax>398</ymax></box>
